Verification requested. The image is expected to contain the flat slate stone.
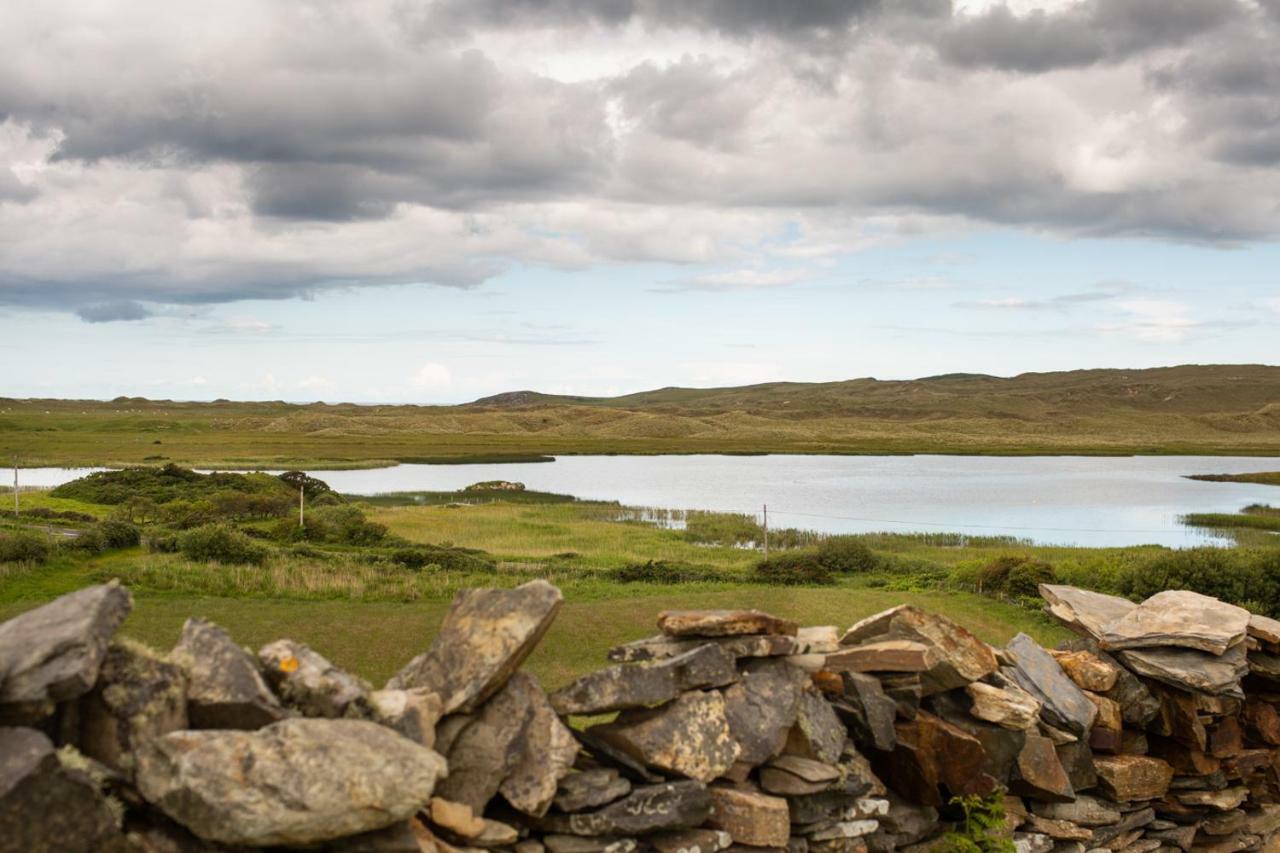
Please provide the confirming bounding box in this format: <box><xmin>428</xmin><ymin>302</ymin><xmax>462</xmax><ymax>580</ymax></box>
<box><xmin>437</xmin><ymin>671</ymin><xmax>539</xmax><ymax>811</ymax></box>
<box><xmin>258</xmin><ymin>638</ymin><xmax>371</xmax><ymax>719</ymax></box>
<box><xmin>648</xmin><ymin>829</ymin><xmax>732</xmax><ymax>853</ymax></box>
<box><xmin>135</xmin><ymin>718</ymin><xmax>447</xmax><ymax>847</ymax></box>
<box><xmin>0</xmin><ymin>726</ymin><xmax>129</xmax><ymax>852</ymax></box>
<box><xmin>544</xmin><ymin>835</ymin><xmax>637</xmax><ymax>853</ymax></box>
<box><xmin>1099</xmin><ymin>590</ymin><xmax>1251</xmax><ymax>655</ymax></box>
<box><xmin>551</xmin><ymin>643</ymin><xmax>737</xmax><ymax>715</ymax></box>
<box><xmin>1248</xmin><ymin>614</ymin><xmax>1280</xmax><ymax>646</ymax></box>
<box><xmin>1091</xmin><ymin>754</ymin><xmax>1173</xmax><ymax>802</ymax></box>
<box><xmin>834</xmin><ymin>672</ymin><xmax>897</xmax><ymax>752</ymax></box>
<box><xmin>0</xmin><ymin>582</ymin><xmax>132</xmax><ymax>724</ymax></box>
<box><xmin>720</xmin><ymin>658</ymin><xmax>807</xmax><ymax>766</ymax></box>
<box><xmin>608</xmin><ymin>630</ymin><xmax>837</xmax><ymax>663</ymax></box>
<box><xmin>965</xmin><ymin>681</ymin><xmax>1040</xmax><ymax>731</ymax></box>
<box><xmin>1049</xmin><ymin>649</ymin><xmax>1119</xmax><ymax>692</ymax></box>
<box><xmin>388</xmin><ymin>579</ymin><xmax>562</xmax><ymax>715</ymax></box>
<box><xmin>823</xmin><ymin>641</ymin><xmax>938</xmax><ymax>674</ymax></box>
<box><xmin>1030</xmin><ymin>796</ymin><xmax>1122</xmax><ymax>827</ymax></box>
<box><xmin>658</xmin><ymin>609</ymin><xmax>798</xmax><ymax>638</ymax></box>
<box><xmin>588</xmin><ymin>690</ymin><xmax>740</xmax><ymax>782</ymax></box>
<box><xmin>500</xmin><ymin>673</ymin><xmax>580</xmax><ymax>817</ymax></box>
<box><xmin>172</xmin><ymin>617</ymin><xmax>288</xmax><ymax>730</ymax></box>
<box><xmin>555</xmin><ymin>769</ymin><xmax>632</xmax><ymax>813</ymax></box>
<box><xmin>839</xmin><ymin>605</ymin><xmax>997</xmax><ymax>694</ymax></box>
<box><xmin>706</xmin><ymin>786</ymin><xmax>791</xmax><ymax>848</ymax></box>
<box><xmin>785</xmin><ymin>687</ymin><xmax>848</xmax><ymax>765</ymax></box>
<box><xmin>535</xmin><ymin>781</ymin><xmax>712</xmax><ymax>837</ymax></box>
<box><xmin>1004</xmin><ymin>633</ymin><xmax>1097</xmax><ymax>737</ymax></box>
<box><xmin>1038</xmin><ymin>585</ymin><xmax>1135</xmax><ymax>639</ymax></box>
<box><xmin>1115</xmin><ymin>643</ymin><xmax>1248</xmax><ymax>698</ymax></box>
<box><xmin>1008</xmin><ymin>734</ymin><xmax>1074</xmax><ymax>803</ymax></box>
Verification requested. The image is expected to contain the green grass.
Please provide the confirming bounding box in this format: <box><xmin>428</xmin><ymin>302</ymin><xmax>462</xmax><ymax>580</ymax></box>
<box><xmin>1182</xmin><ymin>512</ymin><xmax>1280</xmax><ymax>532</ymax></box>
<box><xmin>1187</xmin><ymin>472</ymin><xmax>1280</xmax><ymax>486</ymax></box>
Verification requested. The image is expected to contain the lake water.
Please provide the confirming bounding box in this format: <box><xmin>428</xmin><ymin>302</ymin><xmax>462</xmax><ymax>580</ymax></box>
<box><xmin>14</xmin><ymin>455</ymin><xmax>1278</xmax><ymax>547</ymax></box>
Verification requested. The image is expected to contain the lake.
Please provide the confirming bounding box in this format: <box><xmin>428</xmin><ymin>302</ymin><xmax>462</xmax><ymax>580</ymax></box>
<box><xmin>15</xmin><ymin>455</ymin><xmax>1279</xmax><ymax>548</ymax></box>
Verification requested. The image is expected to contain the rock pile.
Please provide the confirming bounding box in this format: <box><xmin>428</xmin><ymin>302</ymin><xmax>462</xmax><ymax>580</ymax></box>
<box><xmin>3</xmin><ymin>581</ymin><xmax>1280</xmax><ymax>853</ymax></box>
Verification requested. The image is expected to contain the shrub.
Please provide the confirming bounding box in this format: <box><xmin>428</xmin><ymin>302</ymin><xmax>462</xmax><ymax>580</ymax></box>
<box><xmin>683</xmin><ymin>512</ymin><xmax>761</xmax><ymax>546</ymax></box>
<box><xmin>608</xmin><ymin>560</ymin><xmax>726</xmax><ymax>584</ymax></box>
<box><xmin>179</xmin><ymin>524</ymin><xmax>269</xmax><ymax>566</ymax></box>
<box><xmin>1119</xmin><ymin>548</ymin><xmax>1279</xmax><ymax>617</ymax></box>
<box><xmin>978</xmin><ymin>555</ymin><xmax>1056</xmax><ymax>598</ymax></box>
<box><xmin>147</xmin><ymin>533</ymin><xmax>181</xmax><ymax>554</ymax></box>
<box><xmin>66</xmin><ymin>528</ymin><xmax>107</xmax><ymax>555</ymax></box>
<box><xmin>97</xmin><ymin>519</ymin><xmax>141</xmax><ymax>549</ymax></box>
<box><xmin>0</xmin><ymin>530</ymin><xmax>52</xmax><ymax>563</ymax></box>
<box><xmin>752</xmin><ymin>551</ymin><xmax>834</xmax><ymax>586</ymax></box>
<box><xmin>276</xmin><ymin>505</ymin><xmax>387</xmax><ymax>546</ymax></box>
<box><xmin>389</xmin><ymin>545</ymin><xmax>496</xmax><ymax>573</ymax></box>
<box><xmin>815</xmin><ymin>536</ymin><xmax>879</xmax><ymax>573</ymax></box>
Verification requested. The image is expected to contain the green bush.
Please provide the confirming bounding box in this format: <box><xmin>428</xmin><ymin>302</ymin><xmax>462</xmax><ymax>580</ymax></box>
<box><xmin>682</xmin><ymin>512</ymin><xmax>762</xmax><ymax>546</ymax></box>
<box><xmin>147</xmin><ymin>533</ymin><xmax>181</xmax><ymax>554</ymax></box>
<box><xmin>1118</xmin><ymin>548</ymin><xmax>1280</xmax><ymax>617</ymax></box>
<box><xmin>97</xmin><ymin>519</ymin><xmax>141</xmax><ymax>549</ymax></box>
<box><xmin>66</xmin><ymin>528</ymin><xmax>107</xmax><ymax>554</ymax></box>
<box><xmin>815</xmin><ymin>536</ymin><xmax>879</xmax><ymax>573</ymax></box>
<box><xmin>389</xmin><ymin>545</ymin><xmax>496</xmax><ymax>573</ymax></box>
<box><xmin>0</xmin><ymin>530</ymin><xmax>52</xmax><ymax>563</ymax></box>
<box><xmin>274</xmin><ymin>505</ymin><xmax>387</xmax><ymax>546</ymax></box>
<box><xmin>978</xmin><ymin>555</ymin><xmax>1056</xmax><ymax>598</ymax></box>
<box><xmin>608</xmin><ymin>560</ymin><xmax>726</xmax><ymax>584</ymax></box>
<box><xmin>179</xmin><ymin>524</ymin><xmax>270</xmax><ymax>566</ymax></box>
<box><xmin>752</xmin><ymin>551</ymin><xmax>834</xmax><ymax>586</ymax></box>
<box><xmin>937</xmin><ymin>792</ymin><xmax>1014</xmax><ymax>853</ymax></box>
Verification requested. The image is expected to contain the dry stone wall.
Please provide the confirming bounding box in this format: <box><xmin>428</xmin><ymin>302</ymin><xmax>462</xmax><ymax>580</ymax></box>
<box><xmin>3</xmin><ymin>579</ymin><xmax>1280</xmax><ymax>853</ymax></box>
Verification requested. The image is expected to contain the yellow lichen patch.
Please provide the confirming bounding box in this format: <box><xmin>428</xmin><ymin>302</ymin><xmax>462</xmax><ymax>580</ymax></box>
<box><xmin>278</xmin><ymin>655</ymin><xmax>299</xmax><ymax>673</ymax></box>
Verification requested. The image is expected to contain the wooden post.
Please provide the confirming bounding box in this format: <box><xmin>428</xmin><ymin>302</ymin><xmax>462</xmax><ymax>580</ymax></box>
<box><xmin>12</xmin><ymin>458</ymin><xmax>17</xmax><ymax>517</ymax></box>
<box><xmin>299</xmin><ymin>485</ymin><xmax>305</xmax><ymax>528</ymax></box>
<box><xmin>762</xmin><ymin>503</ymin><xmax>769</xmax><ymax>559</ymax></box>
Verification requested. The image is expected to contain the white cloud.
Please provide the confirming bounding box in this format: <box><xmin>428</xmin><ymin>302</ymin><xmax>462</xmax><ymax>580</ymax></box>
<box><xmin>297</xmin><ymin>375</ymin><xmax>332</xmax><ymax>391</ymax></box>
<box><xmin>1265</xmin><ymin>297</ymin><xmax>1280</xmax><ymax>315</ymax></box>
<box><xmin>410</xmin><ymin>362</ymin><xmax>453</xmax><ymax>389</ymax></box>
<box><xmin>659</xmin><ymin>268</ymin><xmax>812</xmax><ymax>293</ymax></box>
<box><xmin>1100</xmin><ymin>299</ymin><xmax>1198</xmax><ymax>342</ymax></box>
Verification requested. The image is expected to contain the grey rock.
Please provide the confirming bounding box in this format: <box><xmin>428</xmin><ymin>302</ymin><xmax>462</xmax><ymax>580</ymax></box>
<box><xmin>77</xmin><ymin>639</ymin><xmax>187</xmax><ymax>778</ymax></box>
<box><xmin>543</xmin><ymin>835</ymin><xmax>637</xmax><ymax>853</ymax></box>
<box><xmin>761</xmin><ymin>755</ymin><xmax>841</xmax><ymax>795</ymax></box>
<box><xmin>0</xmin><ymin>726</ymin><xmax>129</xmax><ymax>852</ymax></box>
<box><xmin>1004</xmin><ymin>633</ymin><xmax>1097</xmax><ymax>737</ymax></box>
<box><xmin>258</xmin><ymin>638</ymin><xmax>371</xmax><ymax>718</ymax></box>
<box><xmin>648</xmin><ymin>829</ymin><xmax>732</xmax><ymax>853</ymax></box>
<box><xmin>786</xmin><ymin>686</ymin><xmax>848</xmax><ymax>765</ymax></box>
<box><xmin>1031</xmin><ymin>796</ymin><xmax>1122</xmax><ymax>827</ymax></box>
<box><xmin>325</xmin><ymin>821</ymin><xmax>423</xmax><ymax>852</ymax></box>
<box><xmin>834</xmin><ymin>671</ymin><xmax>897</xmax><ymax>752</ymax></box>
<box><xmin>1099</xmin><ymin>591</ymin><xmax>1251</xmax><ymax>656</ymax></box>
<box><xmin>607</xmin><ymin>628</ymin><xmax>838</xmax><ymax>663</ymax></box>
<box><xmin>550</xmin><ymin>644</ymin><xmax>737</xmax><ymax>715</ymax></box>
<box><xmin>965</xmin><ymin>681</ymin><xmax>1041</xmax><ymax>731</ymax></box>
<box><xmin>172</xmin><ymin>617</ymin><xmax>287</xmax><ymax>730</ymax></box>
<box><xmin>1039</xmin><ymin>585</ymin><xmax>1135</xmax><ymax>640</ymax></box>
<box><xmin>500</xmin><ymin>673</ymin><xmax>580</xmax><ymax>817</ymax></box>
<box><xmin>437</xmin><ymin>671</ymin><xmax>538</xmax><ymax>812</ymax></box>
<box><xmin>1012</xmin><ymin>832</ymin><xmax>1054</xmax><ymax>853</ymax></box>
<box><xmin>789</xmin><ymin>790</ymin><xmax>864</xmax><ymax>826</ymax></box>
<box><xmin>657</xmin><ymin>609</ymin><xmax>798</xmax><ymax>638</ymax></box>
<box><xmin>1055</xmin><ymin>740</ymin><xmax>1097</xmax><ymax>793</ymax></box>
<box><xmin>1115</xmin><ymin>642</ymin><xmax>1248</xmax><ymax>698</ymax></box>
<box><xmin>388</xmin><ymin>579</ymin><xmax>562</xmax><ymax>715</ymax></box>
<box><xmin>136</xmin><ymin>717</ymin><xmax>446</xmax><ymax>847</ymax></box>
<box><xmin>1247</xmin><ymin>614</ymin><xmax>1280</xmax><ymax>645</ymax></box>
<box><xmin>588</xmin><ymin>690</ymin><xmax>739</xmax><ymax>782</ymax></box>
<box><xmin>534</xmin><ymin>781</ymin><xmax>712</xmax><ymax>837</ymax></box>
<box><xmin>721</xmin><ymin>658</ymin><xmax>807</xmax><ymax>766</ymax></box>
<box><xmin>1089</xmin><ymin>806</ymin><xmax>1154</xmax><ymax>846</ymax></box>
<box><xmin>555</xmin><ymin>769</ymin><xmax>632</xmax><ymax>813</ymax></box>
<box><xmin>367</xmin><ymin>687</ymin><xmax>442</xmax><ymax>748</ymax></box>
<box><xmin>0</xmin><ymin>582</ymin><xmax>132</xmax><ymax>724</ymax></box>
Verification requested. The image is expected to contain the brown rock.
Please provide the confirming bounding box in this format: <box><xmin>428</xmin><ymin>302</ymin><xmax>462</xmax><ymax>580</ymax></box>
<box><xmin>1086</xmin><ymin>691</ymin><xmax>1124</xmax><ymax>753</ymax></box>
<box><xmin>1243</xmin><ymin>700</ymin><xmax>1280</xmax><ymax>746</ymax></box>
<box><xmin>760</xmin><ymin>755</ymin><xmax>842</xmax><ymax>796</ymax></box>
<box><xmin>839</xmin><ymin>606</ymin><xmax>997</xmax><ymax>694</ymax></box>
<box><xmin>1248</xmin><ymin>615</ymin><xmax>1280</xmax><ymax>646</ymax></box>
<box><xmin>871</xmin><ymin>710</ymin><xmax>996</xmax><ymax>806</ymax></box>
<box><xmin>1099</xmin><ymin>591</ymin><xmax>1251</xmax><ymax>656</ymax></box>
<box><xmin>1115</xmin><ymin>644</ymin><xmax>1248</xmax><ymax>699</ymax></box>
<box><xmin>966</xmin><ymin>681</ymin><xmax>1041</xmax><ymax>731</ymax></box>
<box><xmin>1148</xmin><ymin>736</ymin><xmax>1220</xmax><ymax>775</ymax></box>
<box><xmin>1176</xmin><ymin>786</ymin><xmax>1248</xmax><ymax>810</ymax></box>
<box><xmin>588</xmin><ymin>690</ymin><xmax>740</xmax><ymax>782</ymax></box>
<box><xmin>1031</xmin><ymin>796</ymin><xmax>1122</xmax><ymax>826</ymax></box>
<box><xmin>551</xmin><ymin>644</ymin><xmax>737</xmax><ymax>715</ymax></box>
<box><xmin>707</xmin><ymin>786</ymin><xmax>791</xmax><ymax>848</ymax></box>
<box><xmin>1056</xmin><ymin>740</ymin><xmax>1097</xmax><ymax>792</ymax></box>
<box><xmin>1207</xmin><ymin>717</ymin><xmax>1244</xmax><ymax>759</ymax></box>
<box><xmin>388</xmin><ymin>580</ymin><xmax>563</xmax><ymax>715</ymax></box>
<box><xmin>1010</xmin><ymin>734</ymin><xmax>1075</xmax><ymax>803</ymax></box>
<box><xmin>430</xmin><ymin>798</ymin><xmax>486</xmax><ymax>838</ymax></box>
<box><xmin>1221</xmin><ymin>748</ymin><xmax>1274</xmax><ymax>779</ymax></box>
<box><xmin>608</xmin><ymin>632</ymin><xmax>837</xmax><ymax>664</ymax></box>
<box><xmin>648</xmin><ymin>829</ymin><xmax>732</xmax><ymax>853</ymax></box>
<box><xmin>1039</xmin><ymin>584</ymin><xmax>1135</xmax><ymax>639</ymax></box>
<box><xmin>1023</xmin><ymin>815</ymin><xmax>1091</xmax><ymax>841</ymax></box>
<box><xmin>658</xmin><ymin>610</ymin><xmax>798</xmax><ymax>638</ymax></box>
<box><xmin>1050</xmin><ymin>650</ymin><xmax>1120</xmax><ymax>693</ymax></box>
<box><xmin>824</xmin><ymin>641</ymin><xmax>938</xmax><ymax>674</ymax></box>
<box><xmin>1093</xmin><ymin>755</ymin><xmax>1174</xmax><ymax>802</ymax></box>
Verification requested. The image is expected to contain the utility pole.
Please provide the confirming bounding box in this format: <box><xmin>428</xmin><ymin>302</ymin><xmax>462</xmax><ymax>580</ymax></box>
<box><xmin>299</xmin><ymin>485</ymin><xmax>305</xmax><ymax>528</ymax></box>
<box><xmin>12</xmin><ymin>457</ymin><xmax>18</xmax><ymax>517</ymax></box>
<box><xmin>762</xmin><ymin>503</ymin><xmax>769</xmax><ymax>560</ymax></box>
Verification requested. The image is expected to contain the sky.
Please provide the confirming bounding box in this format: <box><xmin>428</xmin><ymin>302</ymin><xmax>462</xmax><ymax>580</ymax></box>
<box><xmin>1</xmin><ymin>0</ymin><xmax>1279</xmax><ymax>403</ymax></box>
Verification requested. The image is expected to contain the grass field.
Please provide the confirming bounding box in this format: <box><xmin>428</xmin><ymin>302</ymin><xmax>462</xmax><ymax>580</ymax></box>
<box><xmin>3</xmin><ymin>364</ymin><xmax>1280</xmax><ymax>468</ymax></box>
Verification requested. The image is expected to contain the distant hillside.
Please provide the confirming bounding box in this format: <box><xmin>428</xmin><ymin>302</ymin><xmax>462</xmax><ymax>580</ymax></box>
<box><xmin>3</xmin><ymin>364</ymin><xmax>1279</xmax><ymax>468</ymax></box>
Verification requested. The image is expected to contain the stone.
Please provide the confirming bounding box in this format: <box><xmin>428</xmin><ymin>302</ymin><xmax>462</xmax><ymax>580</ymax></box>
<box><xmin>649</xmin><ymin>829</ymin><xmax>733</xmax><ymax>853</ymax></box>
<box><xmin>1147</xmin><ymin>823</ymin><xmax>1198</xmax><ymax>850</ymax></box>
<box><xmin>1005</xmin><ymin>633</ymin><xmax>1098</xmax><ymax>737</ymax></box>
<box><xmin>1039</xmin><ymin>584</ymin><xmax>1136</xmax><ymax>639</ymax></box>
<box><xmin>171</xmin><ymin>617</ymin><xmax>287</xmax><ymax>730</ymax></box>
<box><xmin>1219</xmin><ymin>748</ymin><xmax>1272</xmax><ymax>778</ymax></box>
<box><xmin>437</xmin><ymin>672</ymin><xmax>539</xmax><ymax>812</ymax></box>
<box><xmin>1119</xmin><ymin>729</ymin><xmax>1149</xmax><ymax>754</ymax></box>
<box><xmin>368</xmin><ymin>687</ymin><xmax>443</xmax><ymax>748</ymax></box>
<box><xmin>1203</xmin><ymin>810</ymin><xmax>1248</xmax><ymax>836</ymax></box>
<box><xmin>1024</xmin><ymin>815</ymin><xmax>1092</xmax><ymax>841</ymax></box>
<box><xmin>706</xmin><ymin>786</ymin><xmax>791</xmax><ymax>848</ymax></box>
<box><xmin>1012</xmin><ymin>832</ymin><xmax>1054</xmax><ymax>853</ymax></box>
<box><xmin>786</xmin><ymin>687</ymin><xmax>848</xmax><ymax>765</ymax></box>
<box><xmin>1092</xmin><ymin>755</ymin><xmax>1174</xmax><ymax>802</ymax></box>
<box><xmin>1031</xmin><ymin>796</ymin><xmax>1123</xmax><ymax>827</ymax></box>
<box><xmin>555</xmin><ymin>769</ymin><xmax>632</xmax><ymax>813</ymax></box>
<box><xmin>1243</xmin><ymin>806</ymin><xmax>1280</xmax><ymax>838</ymax></box>
<box><xmin>1249</xmin><ymin>652</ymin><xmax>1280</xmax><ymax>681</ymax></box>
<box><xmin>877</xmin><ymin>792</ymin><xmax>939</xmax><ymax>847</ymax></box>
<box><xmin>1115</xmin><ymin>644</ymin><xmax>1249</xmax><ymax>698</ymax></box>
<box><xmin>1089</xmin><ymin>806</ymin><xmax>1154</xmax><ymax>846</ymax></box>
<box><xmin>658</xmin><ymin>610</ymin><xmax>799</xmax><ymax>638</ymax></box>
<box><xmin>839</xmin><ymin>605</ymin><xmax>998</xmax><ymax>694</ymax></box>
<box><xmin>761</xmin><ymin>755</ymin><xmax>842</xmax><ymax>795</ymax></box>
<box><xmin>1010</xmin><ymin>734</ymin><xmax>1075</xmax><ymax>803</ymax></box>
<box><xmin>535</xmin><ymin>781</ymin><xmax>712</xmax><ymax>837</ymax></box>
<box><xmin>501</xmin><ymin>674</ymin><xmax>580</xmax><ymax>817</ymax></box>
<box><xmin>588</xmin><ymin>690</ymin><xmax>740</xmax><ymax>782</ymax></box>
<box><xmin>1099</xmin><ymin>591</ymin><xmax>1251</xmax><ymax>656</ymax></box>
<box><xmin>258</xmin><ymin>638</ymin><xmax>371</xmax><ymax>718</ymax></box>
<box><xmin>1207</xmin><ymin>716</ymin><xmax>1243</xmax><ymax>758</ymax></box>
<box><xmin>135</xmin><ymin>717</ymin><xmax>447</xmax><ymax>847</ymax></box>
<box><xmin>1243</xmin><ymin>700</ymin><xmax>1280</xmax><ymax>745</ymax></box>
<box><xmin>327</xmin><ymin>821</ymin><xmax>425</xmax><ymax>852</ymax></box>
<box><xmin>1051</xmin><ymin>650</ymin><xmax>1121</xmax><ymax>693</ymax></box>
<box><xmin>835</xmin><ymin>672</ymin><xmax>897</xmax><ymax>752</ymax></box>
<box><xmin>1175</xmin><ymin>787</ymin><xmax>1248</xmax><ymax>810</ymax></box>
<box><xmin>544</xmin><ymin>835</ymin><xmax>637</xmax><ymax>853</ymax></box>
<box><xmin>0</xmin><ymin>582</ymin><xmax>133</xmax><ymax>724</ymax></box>
<box><xmin>467</xmin><ymin>819</ymin><xmax>520</xmax><ymax>849</ymax></box>
<box><xmin>809</xmin><ymin>821</ymin><xmax>880</xmax><ymax>841</ymax></box>
<box><xmin>721</xmin><ymin>658</ymin><xmax>808</xmax><ymax>766</ymax></box>
<box><xmin>608</xmin><ymin>631</ymin><xmax>838</xmax><ymax>663</ymax></box>
<box><xmin>824</xmin><ymin>641</ymin><xmax>939</xmax><ymax>674</ymax></box>
<box><xmin>871</xmin><ymin>710</ymin><xmax>996</xmax><ymax>806</ymax></box>
<box><xmin>388</xmin><ymin>579</ymin><xmax>563</xmax><ymax>714</ymax></box>
<box><xmin>550</xmin><ymin>644</ymin><xmax>737</xmax><ymax>715</ymax></box>
<box><xmin>1086</xmin><ymin>691</ymin><xmax>1124</xmax><ymax>753</ymax></box>
<box><xmin>430</xmin><ymin>797</ymin><xmax>486</xmax><ymax>838</ymax></box>
<box><xmin>832</xmin><ymin>747</ymin><xmax>885</xmax><ymax>798</ymax></box>
<box><xmin>0</xmin><ymin>727</ymin><xmax>129</xmax><ymax>852</ymax></box>
<box><xmin>1248</xmin><ymin>615</ymin><xmax>1280</xmax><ymax>646</ymax></box>
<box><xmin>76</xmin><ymin>639</ymin><xmax>187</xmax><ymax>778</ymax></box>
<box><xmin>1056</xmin><ymin>740</ymin><xmax>1098</xmax><ymax>793</ymax></box>
<box><xmin>966</xmin><ymin>681</ymin><xmax>1042</xmax><ymax>730</ymax></box>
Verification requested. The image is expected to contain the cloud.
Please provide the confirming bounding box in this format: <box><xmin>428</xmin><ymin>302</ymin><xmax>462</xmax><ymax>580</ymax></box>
<box><xmin>0</xmin><ymin>0</ymin><xmax>1278</xmax><ymax>321</ymax></box>
<box><xmin>76</xmin><ymin>300</ymin><xmax>152</xmax><ymax>323</ymax></box>
<box><xmin>954</xmin><ymin>282</ymin><xmax>1139</xmax><ymax>311</ymax></box>
<box><xmin>410</xmin><ymin>363</ymin><xmax>453</xmax><ymax>389</ymax></box>
<box><xmin>1099</xmin><ymin>299</ymin><xmax>1199</xmax><ymax>342</ymax></box>
<box><xmin>656</xmin><ymin>268</ymin><xmax>811</xmax><ymax>293</ymax></box>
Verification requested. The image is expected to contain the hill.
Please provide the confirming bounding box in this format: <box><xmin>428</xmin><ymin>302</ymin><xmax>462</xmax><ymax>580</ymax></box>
<box><xmin>3</xmin><ymin>364</ymin><xmax>1279</xmax><ymax>467</ymax></box>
